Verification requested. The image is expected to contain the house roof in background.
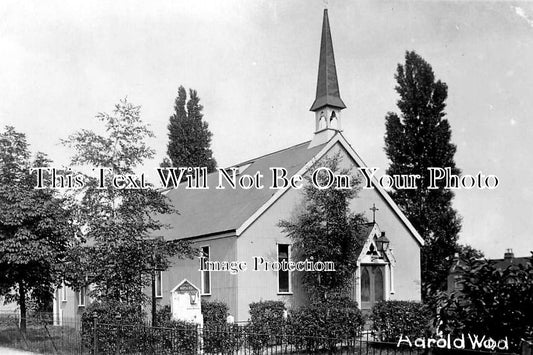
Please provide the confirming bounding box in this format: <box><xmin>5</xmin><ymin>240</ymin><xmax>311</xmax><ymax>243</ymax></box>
<box><xmin>490</xmin><ymin>256</ymin><xmax>531</xmax><ymax>269</ymax></box>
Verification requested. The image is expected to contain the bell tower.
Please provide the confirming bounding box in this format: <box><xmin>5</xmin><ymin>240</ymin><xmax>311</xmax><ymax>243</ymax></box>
<box><xmin>309</xmin><ymin>9</ymin><xmax>346</xmax><ymax>148</ymax></box>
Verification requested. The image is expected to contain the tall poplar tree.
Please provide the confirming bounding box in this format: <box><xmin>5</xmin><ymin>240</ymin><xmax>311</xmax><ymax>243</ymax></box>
<box><xmin>384</xmin><ymin>51</ymin><xmax>461</xmax><ymax>299</ymax></box>
<box><xmin>164</xmin><ymin>86</ymin><xmax>217</xmax><ymax>173</ymax></box>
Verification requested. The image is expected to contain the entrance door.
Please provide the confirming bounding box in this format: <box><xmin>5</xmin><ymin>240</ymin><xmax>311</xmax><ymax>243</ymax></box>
<box><xmin>360</xmin><ymin>265</ymin><xmax>385</xmax><ymax>310</ymax></box>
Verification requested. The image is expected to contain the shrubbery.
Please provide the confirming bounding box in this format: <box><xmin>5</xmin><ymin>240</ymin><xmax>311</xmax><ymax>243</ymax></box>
<box><xmin>81</xmin><ymin>300</ymin><xmax>146</xmax><ymax>354</ymax></box>
<box><xmin>81</xmin><ymin>302</ymin><xmax>198</xmax><ymax>354</ymax></box>
<box><xmin>246</xmin><ymin>300</ymin><xmax>287</xmax><ymax>351</ymax></box>
<box><xmin>370</xmin><ymin>300</ymin><xmax>433</xmax><ymax>342</ymax></box>
<box><xmin>438</xmin><ymin>257</ymin><xmax>533</xmax><ymax>351</ymax></box>
<box><xmin>154</xmin><ymin>306</ymin><xmax>198</xmax><ymax>354</ymax></box>
<box><xmin>202</xmin><ymin>300</ymin><xmax>242</xmax><ymax>354</ymax></box>
<box><xmin>202</xmin><ymin>300</ymin><xmax>229</xmax><ymax>325</ymax></box>
<box><xmin>287</xmin><ymin>295</ymin><xmax>364</xmax><ymax>352</ymax></box>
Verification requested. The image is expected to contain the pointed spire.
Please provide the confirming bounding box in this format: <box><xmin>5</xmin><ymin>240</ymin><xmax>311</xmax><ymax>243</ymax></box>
<box><xmin>310</xmin><ymin>9</ymin><xmax>346</xmax><ymax>111</ymax></box>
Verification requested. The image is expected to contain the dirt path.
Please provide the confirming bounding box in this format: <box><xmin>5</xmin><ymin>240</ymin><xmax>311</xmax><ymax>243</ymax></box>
<box><xmin>0</xmin><ymin>347</ymin><xmax>38</xmax><ymax>355</ymax></box>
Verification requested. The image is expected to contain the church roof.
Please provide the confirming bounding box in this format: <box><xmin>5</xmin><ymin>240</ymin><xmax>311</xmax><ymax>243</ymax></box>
<box><xmin>156</xmin><ymin>141</ymin><xmax>327</xmax><ymax>240</ymax></box>
<box><xmin>310</xmin><ymin>9</ymin><xmax>346</xmax><ymax>111</ymax></box>
<box><xmin>156</xmin><ymin>134</ymin><xmax>424</xmax><ymax>247</ymax></box>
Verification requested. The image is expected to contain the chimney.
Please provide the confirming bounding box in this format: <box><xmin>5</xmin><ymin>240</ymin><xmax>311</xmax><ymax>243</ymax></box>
<box><xmin>504</xmin><ymin>248</ymin><xmax>514</xmax><ymax>260</ymax></box>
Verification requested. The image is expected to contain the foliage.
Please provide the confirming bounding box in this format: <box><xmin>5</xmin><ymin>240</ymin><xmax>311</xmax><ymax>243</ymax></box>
<box><xmin>384</xmin><ymin>51</ymin><xmax>462</xmax><ymax>299</ymax></box>
<box><xmin>81</xmin><ymin>300</ymin><xmax>145</xmax><ymax>354</ymax></box>
<box><xmin>246</xmin><ymin>300</ymin><xmax>286</xmax><ymax>351</ymax></box>
<box><xmin>456</xmin><ymin>243</ymin><xmax>484</xmax><ymax>260</ymax></box>
<box><xmin>164</xmin><ymin>86</ymin><xmax>217</xmax><ymax>175</ymax></box>
<box><xmin>155</xmin><ymin>320</ymin><xmax>199</xmax><ymax>354</ymax></box>
<box><xmin>278</xmin><ymin>154</ymin><xmax>367</xmax><ymax>300</ymax></box>
<box><xmin>155</xmin><ymin>304</ymin><xmax>172</xmax><ymax>324</ymax></box>
<box><xmin>249</xmin><ymin>300</ymin><xmax>286</xmax><ymax>327</ymax></box>
<box><xmin>153</xmin><ymin>302</ymin><xmax>240</xmax><ymax>354</ymax></box>
<box><xmin>287</xmin><ymin>295</ymin><xmax>364</xmax><ymax>352</ymax></box>
<box><xmin>437</xmin><ymin>255</ymin><xmax>533</xmax><ymax>351</ymax></box>
<box><xmin>81</xmin><ymin>300</ymin><xmax>146</xmax><ymax>327</ymax></box>
<box><xmin>62</xmin><ymin>99</ymin><xmax>194</xmax><ymax>306</ymax></box>
<box><xmin>370</xmin><ymin>300</ymin><xmax>433</xmax><ymax>342</ymax></box>
<box><xmin>202</xmin><ymin>299</ymin><xmax>229</xmax><ymax>326</ymax></box>
<box><xmin>82</xmin><ymin>301</ymin><xmax>199</xmax><ymax>354</ymax></box>
<box><xmin>0</xmin><ymin>126</ymin><xmax>77</xmax><ymax>330</ymax></box>
<box><xmin>201</xmin><ymin>300</ymin><xmax>242</xmax><ymax>354</ymax></box>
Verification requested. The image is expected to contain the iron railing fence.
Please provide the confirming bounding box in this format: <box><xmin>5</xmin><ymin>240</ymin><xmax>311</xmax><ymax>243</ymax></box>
<box><xmin>0</xmin><ymin>313</ymin><xmax>523</xmax><ymax>355</ymax></box>
<box><xmin>89</xmin><ymin>322</ymin><xmax>520</xmax><ymax>355</ymax></box>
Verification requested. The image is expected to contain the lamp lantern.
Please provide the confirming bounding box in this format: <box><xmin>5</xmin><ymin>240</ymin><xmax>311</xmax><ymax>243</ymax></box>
<box><xmin>376</xmin><ymin>232</ymin><xmax>390</xmax><ymax>253</ymax></box>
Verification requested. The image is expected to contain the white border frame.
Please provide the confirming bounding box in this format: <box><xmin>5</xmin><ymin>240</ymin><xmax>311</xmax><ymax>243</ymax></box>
<box><xmin>77</xmin><ymin>287</ymin><xmax>86</xmax><ymax>307</ymax></box>
<box><xmin>61</xmin><ymin>281</ymin><xmax>67</xmax><ymax>302</ymax></box>
<box><xmin>155</xmin><ymin>270</ymin><xmax>163</xmax><ymax>298</ymax></box>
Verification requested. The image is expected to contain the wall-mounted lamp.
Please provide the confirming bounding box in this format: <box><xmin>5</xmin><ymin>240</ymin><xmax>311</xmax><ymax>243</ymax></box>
<box><xmin>376</xmin><ymin>232</ymin><xmax>390</xmax><ymax>253</ymax></box>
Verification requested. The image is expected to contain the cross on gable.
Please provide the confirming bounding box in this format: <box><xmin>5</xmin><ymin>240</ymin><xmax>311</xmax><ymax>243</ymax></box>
<box><xmin>369</xmin><ymin>203</ymin><xmax>379</xmax><ymax>224</ymax></box>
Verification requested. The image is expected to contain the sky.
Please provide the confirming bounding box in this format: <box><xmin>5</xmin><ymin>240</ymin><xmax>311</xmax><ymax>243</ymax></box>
<box><xmin>1</xmin><ymin>0</ymin><xmax>532</xmax><ymax>259</ymax></box>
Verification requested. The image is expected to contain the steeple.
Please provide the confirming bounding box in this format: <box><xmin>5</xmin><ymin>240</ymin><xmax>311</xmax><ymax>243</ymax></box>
<box><xmin>309</xmin><ymin>9</ymin><xmax>346</xmax><ymax>148</ymax></box>
<box><xmin>310</xmin><ymin>9</ymin><xmax>346</xmax><ymax>111</ymax></box>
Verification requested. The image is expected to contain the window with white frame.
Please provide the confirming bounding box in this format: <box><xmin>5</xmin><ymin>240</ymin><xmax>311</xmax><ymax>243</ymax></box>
<box><xmin>155</xmin><ymin>270</ymin><xmax>163</xmax><ymax>298</ymax></box>
<box><xmin>77</xmin><ymin>287</ymin><xmax>86</xmax><ymax>307</ymax></box>
<box><xmin>278</xmin><ymin>244</ymin><xmax>290</xmax><ymax>293</ymax></box>
<box><xmin>61</xmin><ymin>281</ymin><xmax>67</xmax><ymax>302</ymax></box>
<box><xmin>201</xmin><ymin>246</ymin><xmax>211</xmax><ymax>295</ymax></box>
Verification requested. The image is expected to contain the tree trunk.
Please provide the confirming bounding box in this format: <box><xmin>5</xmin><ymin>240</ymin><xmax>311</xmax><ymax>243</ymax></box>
<box><xmin>19</xmin><ymin>280</ymin><xmax>26</xmax><ymax>332</ymax></box>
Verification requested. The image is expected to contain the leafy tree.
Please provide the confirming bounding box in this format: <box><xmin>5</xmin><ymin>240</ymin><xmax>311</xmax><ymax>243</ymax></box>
<box><xmin>437</xmin><ymin>254</ymin><xmax>533</xmax><ymax>351</ymax></box>
<box><xmin>0</xmin><ymin>126</ymin><xmax>77</xmax><ymax>331</ymax></box>
<box><xmin>62</xmin><ymin>99</ymin><xmax>194</xmax><ymax>306</ymax></box>
<box><xmin>164</xmin><ymin>86</ymin><xmax>217</xmax><ymax>174</ymax></box>
<box><xmin>384</xmin><ymin>51</ymin><xmax>462</xmax><ymax>299</ymax></box>
<box><xmin>457</xmin><ymin>243</ymin><xmax>484</xmax><ymax>260</ymax></box>
<box><xmin>279</xmin><ymin>155</ymin><xmax>367</xmax><ymax>301</ymax></box>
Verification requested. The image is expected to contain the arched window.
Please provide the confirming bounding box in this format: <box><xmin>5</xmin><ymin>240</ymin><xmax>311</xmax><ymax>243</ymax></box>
<box><xmin>319</xmin><ymin>112</ymin><xmax>327</xmax><ymax>130</ymax></box>
<box><xmin>375</xmin><ymin>267</ymin><xmax>384</xmax><ymax>301</ymax></box>
<box><xmin>330</xmin><ymin>111</ymin><xmax>338</xmax><ymax>129</ymax></box>
<box><xmin>360</xmin><ymin>265</ymin><xmax>387</xmax><ymax>310</ymax></box>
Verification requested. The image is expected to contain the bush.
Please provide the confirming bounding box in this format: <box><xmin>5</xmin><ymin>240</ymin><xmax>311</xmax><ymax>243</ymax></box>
<box><xmin>155</xmin><ymin>304</ymin><xmax>172</xmax><ymax>324</ymax></box>
<box><xmin>201</xmin><ymin>300</ymin><xmax>242</xmax><ymax>354</ymax></box>
<box><xmin>247</xmin><ymin>300</ymin><xmax>286</xmax><ymax>351</ymax></box>
<box><xmin>154</xmin><ymin>319</ymin><xmax>199</xmax><ymax>354</ymax></box>
<box><xmin>287</xmin><ymin>295</ymin><xmax>364</xmax><ymax>352</ymax></box>
<box><xmin>370</xmin><ymin>300</ymin><xmax>433</xmax><ymax>342</ymax></box>
<box><xmin>81</xmin><ymin>300</ymin><xmax>146</xmax><ymax>354</ymax></box>
<box><xmin>202</xmin><ymin>300</ymin><xmax>229</xmax><ymax>326</ymax></box>
<box><xmin>438</xmin><ymin>257</ymin><xmax>533</xmax><ymax>352</ymax></box>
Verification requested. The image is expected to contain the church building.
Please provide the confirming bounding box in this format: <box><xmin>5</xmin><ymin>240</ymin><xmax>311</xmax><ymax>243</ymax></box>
<box><xmin>52</xmin><ymin>9</ymin><xmax>423</xmax><ymax>324</ymax></box>
<box><xmin>154</xmin><ymin>9</ymin><xmax>423</xmax><ymax>322</ymax></box>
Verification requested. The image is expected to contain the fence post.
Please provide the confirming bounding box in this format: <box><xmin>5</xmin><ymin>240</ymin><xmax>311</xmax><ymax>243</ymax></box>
<box><xmin>92</xmin><ymin>313</ymin><xmax>98</xmax><ymax>355</ymax></box>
